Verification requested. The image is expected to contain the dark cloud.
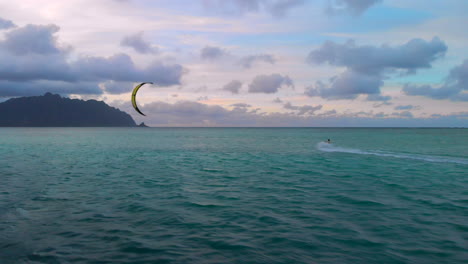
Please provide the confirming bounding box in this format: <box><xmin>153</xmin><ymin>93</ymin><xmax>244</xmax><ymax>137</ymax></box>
<box><xmin>200</xmin><ymin>46</ymin><xmax>226</xmax><ymax>60</ymax></box>
<box><xmin>283</xmin><ymin>102</ymin><xmax>322</xmax><ymax>115</ymax></box>
<box><xmin>222</xmin><ymin>80</ymin><xmax>242</xmax><ymax>94</ymax></box>
<box><xmin>231</xmin><ymin>103</ymin><xmax>251</xmax><ymax>108</ymax></box>
<box><xmin>403</xmin><ymin>84</ymin><xmax>468</xmax><ymax>101</ymax></box>
<box><xmin>239</xmin><ymin>54</ymin><xmax>275</xmax><ymax>68</ymax></box>
<box><xmin>2</xmin><ymin>24</ymin><xmax>66</xmax><ymax>55</ymax></box>
<box><xmin>305</xmin><ymin>70</ymin><xmax>382</xmax><ymax>100</ymax></box>
<box><xmin>112</xmin><ymin>100</ymin><xmax>468</xmax><ymax>127</ymax></box>
<box><xmin>0</xmin><ymin>80</ymin><xmax>102</xmax><ymax>97</ymax></box>
<box><xmin>120</xmin><ymin>32</ymin><xmax>158</xmax><ymax>54</ymax></box>
<box><xmin>0</xmin><ymin>17</ymin><xmax>15</xmax><ymax>30</ymax></box>
<box><xmin>449</xmin><ymin>59</ymin><xmax>468</xmax><ymax>87</ymax></box>
<box><xmin>202</xmin><ymin>0</ymin><xmax>305</xmax><ymax>18</ymax></box>
<box><xmin>307</xmin><ymin>38</ymin><xmax>447</xmax><ymax>75</ymax></box>
<box><xmin>306</xmin><ymin>38</ymin><xmax>447</xmax><ymax>100</ymax></box>
<box><xmin>248</xmin><ymin>74</ymin><xmax>293</xmax><ymax>94</ymax></box>
<box><xmin>72</xmin><ymin>54</ymin><xmax>184</xmax><ymax>85</ymax></box>
<box><xmin>326</xmin><ymin>0</ymin><xmax>382</xmax><ymax>16</ymax></box>
<box><xmin>403</xmin><ymin>59</ymin><xmax>468</xmax><ymax>102</ymax></box>
<box><xmin>0</xmin><ymin>22</ymin><xmax>185</xmax><ymax>97</ymax></box>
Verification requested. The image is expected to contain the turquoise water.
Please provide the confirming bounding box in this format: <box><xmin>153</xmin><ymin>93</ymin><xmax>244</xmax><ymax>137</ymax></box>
<box><xmin>1</xmin><ymin>128</ymin><xmax>467</xmax><ymax>263</ymax></box>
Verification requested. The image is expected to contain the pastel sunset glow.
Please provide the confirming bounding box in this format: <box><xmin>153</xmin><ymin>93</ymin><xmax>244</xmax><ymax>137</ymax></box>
<box><xmin>0</xmin><ymin>0</ymin><xmax>467</xmax><ymax>126</ymax></box>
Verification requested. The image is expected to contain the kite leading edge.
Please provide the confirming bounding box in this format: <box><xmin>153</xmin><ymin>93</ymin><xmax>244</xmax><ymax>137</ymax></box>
<box><xmin>131</xmin><ymin>82</ymin><xmax>153</xmax><ymax>116</ymax></box>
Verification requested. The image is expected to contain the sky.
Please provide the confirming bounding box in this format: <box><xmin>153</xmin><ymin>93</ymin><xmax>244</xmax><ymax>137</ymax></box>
<box><xmin>0</xmin><ymin>0</ymin><xmax>467</xmax><ymax>127</ymax></box>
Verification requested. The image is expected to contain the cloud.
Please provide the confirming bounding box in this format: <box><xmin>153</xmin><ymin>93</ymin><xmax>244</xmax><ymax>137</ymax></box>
<box><xmin>248</xmin><ymin>74</ymin><xmax>294</xmax><ymax>93</ymax></box>
<box><xmin>305</xmin><ymin>70</ymin><xmax>382</xmax><ymax>100</ymax></box>
<box><xmin>202</xmin><ymin>0</ymin><xmax>305</xmax><ymax>18</ymax></box>
<box><xmin>306</xmin><ymin>37</ymin><xmax>447</xmax><ymax>100</ymax></box>
<box><xmin>403</xmin><ymin>84</ymin><xmax>468</xmax><ymax>101</ymax></box>
<box><xmin>100</xmin><ymin>80</ymin><xmax>133</xmax><ymax>94</ymax></box>
<box><xmin>0</xmin><ymin>80</ymin><xmax>102</xmax><ymax>97</ymax></box>
<box><xmin>200</xmin><ymin>46</ymin><xmax>227</xmax><ymax>60</ymax></box>
<box><xmin>0</xmin><ymin>17</ymin><xmax>15</xmax><ymax>30</ymax></box>
<box><xmin>372</xmin><ymin>101</ymin><xmax>392</xmax><ymax>108</ymax></box>
<box><xmin>273</xmin><ymin>97</ymin><xmax>283</xmax><ymax>103</ymax></box>
<box><xmin>0</xmin><ymin>22</ymin><xmax>185</xmax><ymax>97</ymax></box>
<box><xmin>307</xmin><ymin>38</ymin><xmax>447</xmax><ymax>75</ymax></box>
<box><xmin>2</xmin><ymin>24</ymin><xmax>66</xmax><ymax>55</ymax></box>
<box><xmin>72</xmin><ymin>54</ymin><xmax>185</xmax><ymax>84</ymax></box>
<box><xmin>394</xmin><ymin>105</ymin><xmax>416</xmax><ymax>110</ymax></box>
<box><xmin>222</xmin><ymin>80</ymin><xmax>243</xmax><ymax>94</ymax></box>
<box><xmin>403</xmin><ymin>59</ymin><xmax>468</xmax><ymax>102</ymax></box>
<box><xmin>113</xmin><ymin>100</ymin><xmax>468</xmax><ymax>127</ymax></box>
<box><xmin>392</xmin><ymin>111</ymin><xmax>414</xmax><ymax>118</ymax></box>
<box><xmin>265</xmin><ymin>0</ymin><xmax>306</xmax><ymax>18</ymax></box>
<box><xmin>326</xmin><ymin>0</ymin><xmax>382</xmax><ymax>16</ymax></box>
<box><xmin>231</xmin><ymin>103</ymin><xmax>251</xmax><ymax>108</ymax></box>
<box><xmin>366</xmin><ymin>94</ymin><xmax>391</xmax><ymax>101</ymax></box>
<box><xmin>239</xmin><ymin>54</ymin><xmax>275</xmax><ymax>68</ymax></box>
<box><xmin>120</xmin><ymin>32</ymin><xmax>158</xmax><ymax>54</ymax></box>
<box><xmin>283</xmin><ymin>102</ymin><xmax>323</xmax><ymax>115</ymax></box>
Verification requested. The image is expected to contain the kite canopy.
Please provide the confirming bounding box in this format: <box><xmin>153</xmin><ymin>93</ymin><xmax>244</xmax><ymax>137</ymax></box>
<box><xmin>131</xmin><ymin>82</ymin><xmax>153</xmax><ymax>116</ymax></box>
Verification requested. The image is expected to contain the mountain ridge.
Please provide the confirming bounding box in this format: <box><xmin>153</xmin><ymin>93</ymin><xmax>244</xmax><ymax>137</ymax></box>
<box><xmin>0</xmin><ymin>93</ymin><xmax>137</xmax><ymax>127</ymax></box>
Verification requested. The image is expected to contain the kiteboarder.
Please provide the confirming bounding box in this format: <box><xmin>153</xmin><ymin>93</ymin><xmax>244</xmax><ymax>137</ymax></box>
<box><xmin>326</xmin><ymin>139</ymin><xmax>331</xmax><ymax>144</ymax></box>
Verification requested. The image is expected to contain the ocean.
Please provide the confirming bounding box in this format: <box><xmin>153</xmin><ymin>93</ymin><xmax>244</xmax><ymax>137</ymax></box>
<box><xmin>0</xmin><ymin>128</ymin><xmax>467</xmax><ymax>263</ymax></box>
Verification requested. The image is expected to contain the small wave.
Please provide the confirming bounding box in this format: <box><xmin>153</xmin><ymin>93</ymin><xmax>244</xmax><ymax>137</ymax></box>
<box><xmin>316</xmin><ymin>142</ymin><xmax>468</xmax><ymax>165</ymax></box>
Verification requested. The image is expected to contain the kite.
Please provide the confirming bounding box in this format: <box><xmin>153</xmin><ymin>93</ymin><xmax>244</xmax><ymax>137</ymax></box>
<box><xmin>131</xmin><ymin>82</ymin><xmax>153</xmax><ymax>116</ymax></box>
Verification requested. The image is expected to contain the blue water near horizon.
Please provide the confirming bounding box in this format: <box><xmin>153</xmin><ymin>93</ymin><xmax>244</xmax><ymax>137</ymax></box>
<box><xmin>0</xmin><ymin>128</ymin><xmax>467</xmax><ymax>263</ymax></box>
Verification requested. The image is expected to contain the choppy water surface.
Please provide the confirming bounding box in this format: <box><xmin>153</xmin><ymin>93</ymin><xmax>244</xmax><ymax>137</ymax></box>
<box><xmin>1</xmin><ymin>128</ymin><xmax>467</xmax><ymax>263</ymax></box>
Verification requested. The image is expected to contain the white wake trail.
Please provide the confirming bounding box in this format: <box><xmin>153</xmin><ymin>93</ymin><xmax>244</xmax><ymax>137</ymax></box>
<box><xmin>316</xmin><ymin>142</ymin><xmax>468</xmax><ymax>165</ymax></box>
